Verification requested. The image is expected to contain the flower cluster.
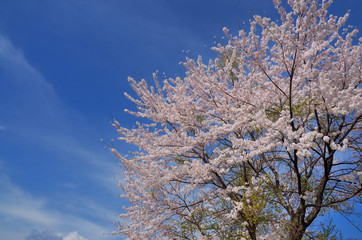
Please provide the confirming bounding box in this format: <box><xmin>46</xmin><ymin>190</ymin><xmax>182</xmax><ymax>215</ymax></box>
<box><xmin>111</xmin><ymin>0</ymin><xmax>361</xmax><ymax>239</ymax></box>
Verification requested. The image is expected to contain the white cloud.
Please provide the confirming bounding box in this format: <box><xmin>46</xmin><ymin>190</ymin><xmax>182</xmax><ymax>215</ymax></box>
<box><xmin>0</xmin><ymin>174</ymin><xmax>57</xmax><ymax>226</ymax></box>
<box><xmin>0</xmin><ymin>172</ymin><xmax>111</xmax><ymax>240</ymax></box>
<box><xmin>63</xmin><ymin>232</ymin><xmax>88</xmax><ymax>240</ymax></box>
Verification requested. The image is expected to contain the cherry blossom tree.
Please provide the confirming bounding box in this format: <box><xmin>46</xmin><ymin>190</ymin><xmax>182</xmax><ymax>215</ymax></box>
<box><xmin>110</xmin><ymin>0</ymin><xmax>361</xmax><ymax>239</ymax></box>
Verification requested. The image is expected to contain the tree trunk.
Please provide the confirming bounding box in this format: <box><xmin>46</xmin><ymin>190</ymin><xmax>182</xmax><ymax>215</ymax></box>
<box><xmin>287</xmin><ymin>223</ymin><xmax>307</xmax><ymax>240</ymax></box>
<box><xmin>247</xmin><ymin>223</ymin><xmax>257</xmax><ymax>240</ymax></box>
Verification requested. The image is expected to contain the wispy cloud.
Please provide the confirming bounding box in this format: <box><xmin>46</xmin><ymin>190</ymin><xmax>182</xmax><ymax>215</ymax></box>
<box><xmin>0</xmin><ymin>33</ymin><xmax>121</xmax><ymax>191</ymax></box>
<box><xmin>0</xmin><ymin>33</ymin><xmax>69</xmax><ymax>138</ymax></box>
<box><xmin>0</xmin><ymin>173</ymin><xmax>57</xmax><ymax>226</ymax></box>
<box><xmin>0</xmin><ymin>171</ymin><xmax>113</xmax><ymax>240</ymax></box>
<box><xmin>0</xmin><ymin>34</ymin><xmax>121</xmax><ymax>239</ymax></box>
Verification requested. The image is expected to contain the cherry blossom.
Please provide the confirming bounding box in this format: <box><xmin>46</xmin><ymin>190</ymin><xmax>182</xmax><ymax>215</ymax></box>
<box><xmin>111</xmin><ymin>0</ymin><xmax>361</xmax><ymax>239</ymax></box>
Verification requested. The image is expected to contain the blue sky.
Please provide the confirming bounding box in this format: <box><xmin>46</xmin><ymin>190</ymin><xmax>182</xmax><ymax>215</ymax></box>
<box><xmin>0</xmin><ymin>0</ymin><xmax>361</xmax><ymax>239</ymax></box>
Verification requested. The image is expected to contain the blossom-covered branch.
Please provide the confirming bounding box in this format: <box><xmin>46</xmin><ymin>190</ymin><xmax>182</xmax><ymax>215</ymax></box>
<box><xmin>110</xmin><ymin>0</ymin><xmax>361</xmax><ymax>239</ymax></box>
